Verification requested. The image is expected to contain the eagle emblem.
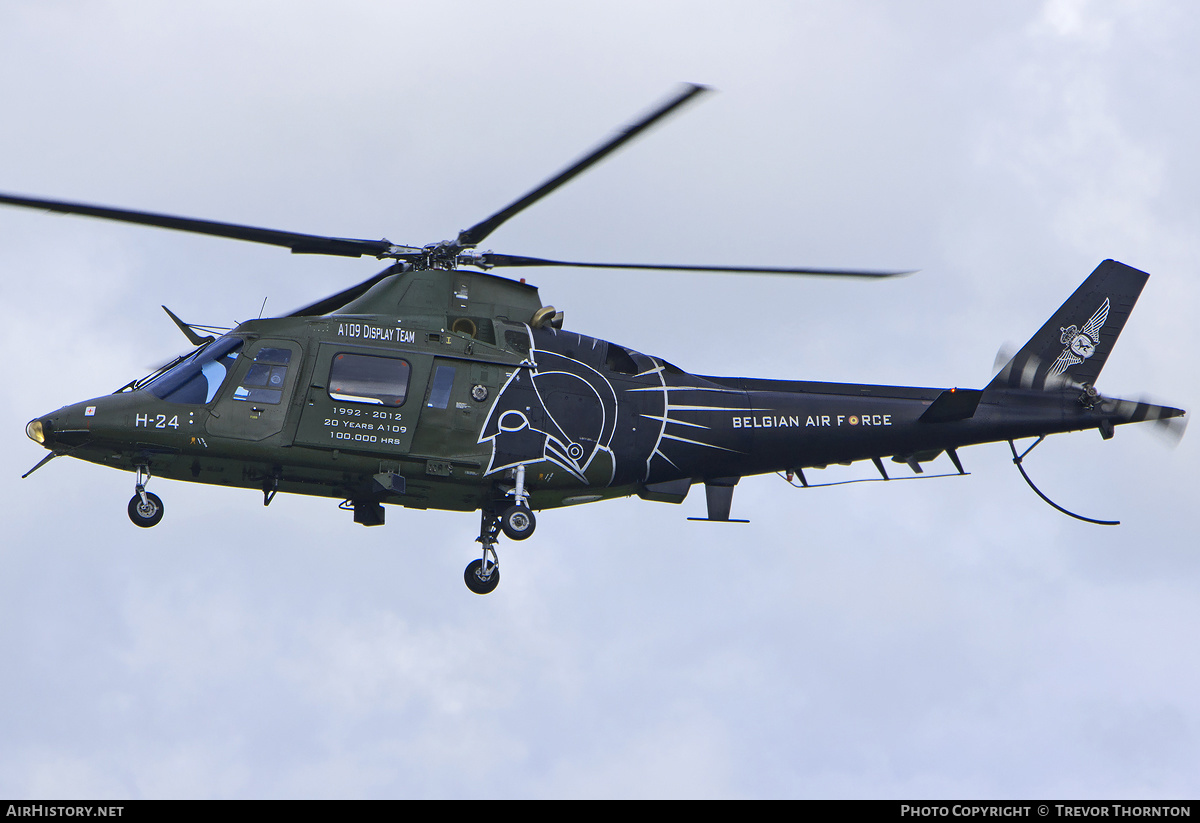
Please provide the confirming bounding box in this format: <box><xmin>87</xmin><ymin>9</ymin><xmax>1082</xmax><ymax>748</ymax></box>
<box><xmin>1048</xmin><ymin>298</ymin><xmax>1109</xmax><ymax>377</ymax></box>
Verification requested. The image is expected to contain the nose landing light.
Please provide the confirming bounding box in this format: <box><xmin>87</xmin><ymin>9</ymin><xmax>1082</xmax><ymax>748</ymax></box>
<box><xmin>26</xmin><ymin>419</ymin><xmax>46</xmax><ymax>444</ymax></box>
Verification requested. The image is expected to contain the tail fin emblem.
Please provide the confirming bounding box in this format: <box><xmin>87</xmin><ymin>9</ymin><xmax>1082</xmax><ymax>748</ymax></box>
<box><xmin>1050</xmin><ymin>298</ymin><xmax>1109</xmax><ymax>377</ymax></box>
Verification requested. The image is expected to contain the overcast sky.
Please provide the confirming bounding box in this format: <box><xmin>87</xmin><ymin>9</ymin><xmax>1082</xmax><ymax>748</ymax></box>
<box><xmin>1</xmin><ymin>0</ymin><xmax>1198</xmax><ymax>799</ymax></box>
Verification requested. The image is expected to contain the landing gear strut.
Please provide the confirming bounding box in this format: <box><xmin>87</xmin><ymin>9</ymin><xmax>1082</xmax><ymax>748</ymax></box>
<box><xmin>501</xmin><ymin>463</ymin><xmax>536</xmax><ymax>541</ymax></box>
<box><xmin>465</xmin><ymin>509</ymin><xmax>502</xmax><ymax>595</ymax></box>
<box><xmin>127</xmin><ymin>464</ymin><xmax>164</xmax><ymax>528</ymax></box>
<box><xmin>462</xmin><ymin>466</ymin><xmax>538</xmax><ymax>594</ymax></box>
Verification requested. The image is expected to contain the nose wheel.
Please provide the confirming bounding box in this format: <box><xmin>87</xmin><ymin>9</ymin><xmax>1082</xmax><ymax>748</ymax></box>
<box><xmin>127</xmin><ymin>465</ymin><xmax>164</xmax><ymax>528</ymax></box>
<box><xmin>128</xmin><ymin>492</ymin><xmax>164</xmax><ymax>527</ymax></box>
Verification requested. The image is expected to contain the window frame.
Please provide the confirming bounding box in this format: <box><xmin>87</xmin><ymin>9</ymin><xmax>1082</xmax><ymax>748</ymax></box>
<box><xmin>327</xmin><ymin>351</ymin><xmax>412</xmax><ymax>407</ymax></box>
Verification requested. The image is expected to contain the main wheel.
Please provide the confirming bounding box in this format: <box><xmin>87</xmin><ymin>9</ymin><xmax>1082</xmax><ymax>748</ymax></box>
<box><xmin>464</xmin><ymin>559</ymin><xmax>500</xmax><ymax>594</ymax></box>
<box><xmin>501</xmin><ymin>505</ymin><xmax>536</xmax><ymax>541</ymax></box>
<box><xmin>127</xmin><ymin>492</ymin><xmax>164</xmax><ymax>528</ymax></box>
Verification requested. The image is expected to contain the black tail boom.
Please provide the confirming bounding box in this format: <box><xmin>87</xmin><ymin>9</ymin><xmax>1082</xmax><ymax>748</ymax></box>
<box><xmin>682</xmin><ymin>259</ymin><xmax>1183</xmax><ymax>484</ymax></box>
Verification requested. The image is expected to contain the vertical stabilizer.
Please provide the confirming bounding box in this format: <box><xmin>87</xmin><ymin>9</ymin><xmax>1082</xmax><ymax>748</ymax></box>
<box><xmin>988</xmin><ymin>260</ymin><xmax>1148</xmax><ymax>391</ymax></box>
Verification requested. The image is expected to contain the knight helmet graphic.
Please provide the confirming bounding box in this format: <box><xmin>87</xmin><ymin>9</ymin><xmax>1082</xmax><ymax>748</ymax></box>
<box><xmin>479</xmin><ymin>347</ymin><xmax>619</xmax><ymax>485</ymax></box>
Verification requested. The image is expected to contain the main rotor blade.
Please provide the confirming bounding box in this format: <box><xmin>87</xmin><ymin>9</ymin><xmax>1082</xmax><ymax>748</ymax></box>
<box><xmin>0</xmin><ymin>191</ymin><xmax>415</xmax><ymax>258</ymax></box>
<box><xmin>478</xmin><ymin>253</ymin><xmax>911</xmax><ymax>278</ymax></box>
<box><xmin>456</xmin><ymin>83</ymin><xmax>711</xmax><ymax>248</ymax></box>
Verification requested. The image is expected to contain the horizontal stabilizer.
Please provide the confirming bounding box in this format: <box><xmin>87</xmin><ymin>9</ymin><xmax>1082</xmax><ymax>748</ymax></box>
<box><xmin>919</xmin><ymin>388</ymin><xmax>982</xmax><ymax>423</ymax></box>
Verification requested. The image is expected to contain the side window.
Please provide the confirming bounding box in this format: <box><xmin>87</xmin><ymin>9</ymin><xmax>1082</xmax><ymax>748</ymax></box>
<box><xmin>329</xmin><ymin>353</ymin><xmax>410</xmax><ymax>406</ymax></box>
<box><xmin>233</xmin><ymin>347</ymin><xmax>292</xmax><ymax>405</ymax></box>
<box><xmin>427</xmin><ymin>364</ymin><xmax>456</xmax><ymax>409</ymax></box>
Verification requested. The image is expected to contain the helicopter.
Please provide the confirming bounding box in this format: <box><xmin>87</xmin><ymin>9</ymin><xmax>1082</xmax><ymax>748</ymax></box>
<box><xmin>9</xmin><ymin>84</ymin><xmax>1186</xmax><ymax>594</ymax></box>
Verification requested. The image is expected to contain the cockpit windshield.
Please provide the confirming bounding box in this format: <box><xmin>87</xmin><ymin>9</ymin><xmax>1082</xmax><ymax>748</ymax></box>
<box><xmin>145</xmin><ymin>335</ymin><xmax>243</xmax><ymax>404</ymax></box>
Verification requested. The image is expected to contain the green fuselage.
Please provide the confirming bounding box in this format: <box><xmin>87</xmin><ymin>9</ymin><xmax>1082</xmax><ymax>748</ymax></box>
<box><xmin>28</xmin><ymin>315</ymin><xmax>1165</xmax><ymax>516</ymax></box>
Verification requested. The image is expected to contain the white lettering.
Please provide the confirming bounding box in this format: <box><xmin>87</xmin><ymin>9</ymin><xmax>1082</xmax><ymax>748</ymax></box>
<box><xmin>336</xmin><ymin>323</ymin><xmax>415</xmax><ymax>345</ymax></box>
<box><xmin>732</xmin><ymin>414</ymin><xmax>809</xmax><ymax>428</ymax></box>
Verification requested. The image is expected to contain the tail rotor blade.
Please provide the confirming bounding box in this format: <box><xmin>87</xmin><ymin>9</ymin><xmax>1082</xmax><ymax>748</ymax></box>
<box><xmin>1153</xmin><ymin>412</ymin><xmax>1188</xmax><ymax>447</ymax></box>
<box><xmin>1134</xmin><ymin>396</ymin><xmax>1189</xmax><ymax>447</ymax></box>
<box><xmin>993</xmin><ymin>342</ymin><xmax>1017</xmax><ymax>376</ymax></box>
